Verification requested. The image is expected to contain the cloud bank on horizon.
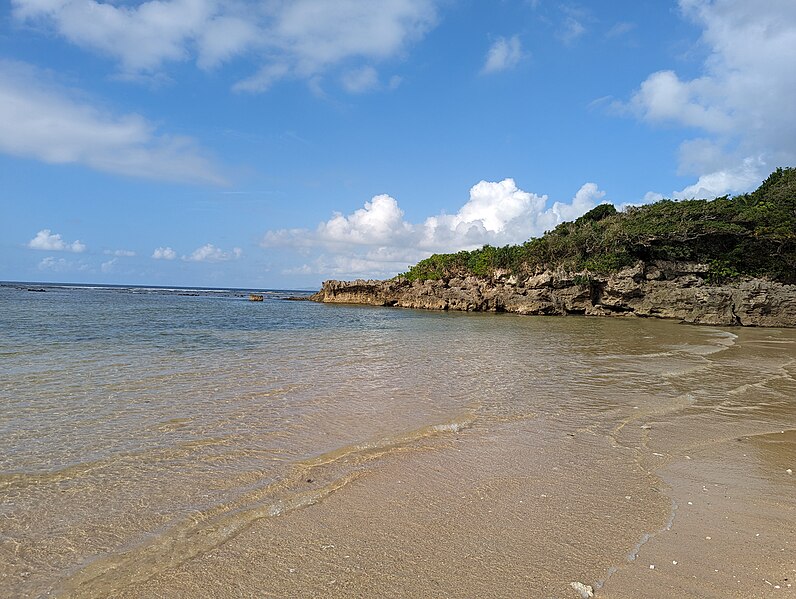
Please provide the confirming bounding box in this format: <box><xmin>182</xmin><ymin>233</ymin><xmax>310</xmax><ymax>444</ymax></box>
<box><xmin>2</xmin><ymin>0</ymin><xmax>795</xmax><ymax>286</ymax></box>
<box><xmin>262</xmin><ymin>179</ymin><xmax>606</xmax><ymax>278</ymax></box>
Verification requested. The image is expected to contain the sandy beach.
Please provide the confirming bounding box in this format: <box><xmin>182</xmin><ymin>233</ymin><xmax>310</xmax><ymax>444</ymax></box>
<box><xmin>81</xmin><ymin>401</ymin><xmax>796</xmax><ymax>598</ymax></box>
<box><xmin>48</xmin><ymin>321</ymin><xmax>796</xmax><ymax>598</ymax></box>
<box><xmin>5</xmin><ymin>1</ymin><xmax>796</xmax><ymax>596</ymax></box>
<box><xmin>2</xmin><ymin>285</ymin><xmax>794</xmax><ymax>598</ymax></box>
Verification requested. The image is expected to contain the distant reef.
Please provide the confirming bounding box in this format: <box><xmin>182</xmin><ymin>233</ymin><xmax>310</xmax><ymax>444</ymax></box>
<box><xmin>311</xmin><ymin>168</ymin><xmax>796</xmax><ymax>327</ymax></box>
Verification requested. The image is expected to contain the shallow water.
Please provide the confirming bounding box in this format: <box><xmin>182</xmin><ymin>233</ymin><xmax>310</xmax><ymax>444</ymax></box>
<box><xmin>1</xmin><ymin>283</ymin><xmax>794</xmax><ymax>598</ymax></box>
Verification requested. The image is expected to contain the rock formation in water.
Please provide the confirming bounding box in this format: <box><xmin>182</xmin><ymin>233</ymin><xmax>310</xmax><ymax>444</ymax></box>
<box><xmin>310</xmin><ymin>261</ymin><xmax>796</xmax><ymax>327</ymax></box>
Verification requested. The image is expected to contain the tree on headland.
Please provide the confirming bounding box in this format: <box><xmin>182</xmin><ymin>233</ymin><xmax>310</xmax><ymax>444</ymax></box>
<box><xmin>400</xmin><ymin>168</ymin><xmax>796</xmax><ymax>284</ymax></box>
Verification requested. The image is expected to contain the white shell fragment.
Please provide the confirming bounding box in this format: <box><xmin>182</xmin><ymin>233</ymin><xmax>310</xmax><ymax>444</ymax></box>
<box><xmin>570</xmin><ymin>581</ymin><xmax>594</xmax><ymax>598</ymax></box>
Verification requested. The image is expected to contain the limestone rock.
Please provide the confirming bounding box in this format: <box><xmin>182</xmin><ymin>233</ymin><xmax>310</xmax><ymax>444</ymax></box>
<box><xmin>309</xmin><ymin>262</ymin><xmax>796</xmax><ymax>328</ymax></box>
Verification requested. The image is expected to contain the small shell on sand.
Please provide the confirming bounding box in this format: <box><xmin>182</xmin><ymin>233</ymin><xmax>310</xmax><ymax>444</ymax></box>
<box><xmin>570</xmin><ymin>581</ymin><xmax>594</xmax><ymax>598</ymax></box>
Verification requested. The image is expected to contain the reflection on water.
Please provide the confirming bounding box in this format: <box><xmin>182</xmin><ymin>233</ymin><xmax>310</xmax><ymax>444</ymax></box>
<box><xmin>1</xmin><ymin>283</ymin><xmax>794</xmax><ymax>598</ymax></box>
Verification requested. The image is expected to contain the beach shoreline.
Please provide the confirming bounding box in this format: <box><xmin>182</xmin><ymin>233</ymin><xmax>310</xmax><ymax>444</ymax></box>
<box><xmin>2</xmin><ymin>286</ymin><xmax>794</xmax><ymax>598</ymax></box>
<box><xmin>60</xmin><ymin>327</ymin><xmax>796</xmax><ymax>598</ymax></box>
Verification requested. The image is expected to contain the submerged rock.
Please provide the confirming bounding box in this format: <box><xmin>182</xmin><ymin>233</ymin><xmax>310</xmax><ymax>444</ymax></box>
<box><xmin>310</xmin><ymin>261</ymin><xmax>796</xmax><ymax>328</ymax></box>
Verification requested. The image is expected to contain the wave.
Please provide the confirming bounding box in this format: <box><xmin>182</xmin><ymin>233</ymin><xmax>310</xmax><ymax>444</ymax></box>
<box><xmin>51</xmin><ymin>413</ymin><xmax>476</xmax><ymax>598</ymax></box>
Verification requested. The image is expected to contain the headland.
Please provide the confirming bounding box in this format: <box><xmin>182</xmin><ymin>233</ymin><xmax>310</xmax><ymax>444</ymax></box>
<box><xmin>312</xmin><ymin>168</ymin><xmax>796</xmax><ymax>327</ymax></box>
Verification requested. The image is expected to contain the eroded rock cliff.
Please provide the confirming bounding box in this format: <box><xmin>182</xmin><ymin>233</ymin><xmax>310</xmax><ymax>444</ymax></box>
<box><xmin>310</xmin><ymin>261</ymin><xmax>796</xmax><ymax>327</ymax></box>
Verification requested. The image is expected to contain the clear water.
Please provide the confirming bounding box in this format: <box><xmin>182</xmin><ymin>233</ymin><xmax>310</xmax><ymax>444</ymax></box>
<box><xmin>1</xmin><ymin>282</ymin><xmax>794</xmax><ymax>598</ymax></box>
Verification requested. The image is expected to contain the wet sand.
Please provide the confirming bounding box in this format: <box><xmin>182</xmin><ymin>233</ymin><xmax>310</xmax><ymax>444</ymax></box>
<box><xmin>3</xmin><ymin>298</ymin><xmax>795</xmax><ymax>598</ymax></box>
<box><xmin>56</xmin><ymin>325</ymin><xmax>796</xmax><ymax>599</ymax></box>
<box><xmin>602</xmin><ymin>430</ymin><xmax>796</xmax><ymax>598</ymax></box>
<box><xmin>82</xmin><ymin>417</ymin><xmax>671</xmax><ymax>598</ymax></box>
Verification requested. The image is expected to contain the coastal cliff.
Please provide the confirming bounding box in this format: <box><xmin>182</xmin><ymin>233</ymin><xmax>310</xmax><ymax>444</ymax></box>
<box><xmin>313</xmin><ymin>168</ymin><xmax>796</xmax><ymax>327</ymax></box>
<box><xmin>311</xmin><ymin>261</ymin><xmax>796</xmax><ymax>327</ymax></box>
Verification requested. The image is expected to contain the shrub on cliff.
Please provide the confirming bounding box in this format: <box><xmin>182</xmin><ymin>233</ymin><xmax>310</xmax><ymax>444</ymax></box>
<box><xmin>401</xmin><ymin>167</ymin><xmax>796</xmax><ymax>284</ymax></box>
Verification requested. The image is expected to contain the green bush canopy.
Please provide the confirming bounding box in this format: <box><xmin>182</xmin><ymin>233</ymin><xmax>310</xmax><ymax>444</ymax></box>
<box><xmin>401</xmin><ymin>167</ymin><xmax>796</xmax><ymax>284</ymax></box>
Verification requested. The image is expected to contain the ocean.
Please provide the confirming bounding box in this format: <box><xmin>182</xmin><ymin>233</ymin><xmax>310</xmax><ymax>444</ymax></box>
<box><xmin>1</xmin><ymin>282</ymin><xmax>794</xmax><ymax>598</ymax></box>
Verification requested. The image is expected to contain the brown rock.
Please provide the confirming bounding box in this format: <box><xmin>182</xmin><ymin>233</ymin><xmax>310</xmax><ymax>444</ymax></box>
<box><xmin>309</xmin><ymin>262</ymin><xmax>796</xmax><ymax>327</ymax></box>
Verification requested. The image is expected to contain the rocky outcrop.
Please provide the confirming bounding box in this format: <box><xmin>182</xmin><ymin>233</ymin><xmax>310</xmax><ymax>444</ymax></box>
<box><xmin>310</xmin><ymin>261</ymin><xmax>796</xmax><ymax>327</ymax></box>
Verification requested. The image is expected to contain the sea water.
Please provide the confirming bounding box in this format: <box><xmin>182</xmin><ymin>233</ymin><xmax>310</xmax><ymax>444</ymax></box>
<box><xmin>1</xmin><ymin>282</ymin><xmax>795</xmax><ymax>598</ymax></box>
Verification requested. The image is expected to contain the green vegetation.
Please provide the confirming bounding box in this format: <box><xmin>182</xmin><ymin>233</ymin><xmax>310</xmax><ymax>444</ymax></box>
<box><xmin>400</xmin><ymin>168</ymin><xmax>796</xmax><ymax>284</ymax></box>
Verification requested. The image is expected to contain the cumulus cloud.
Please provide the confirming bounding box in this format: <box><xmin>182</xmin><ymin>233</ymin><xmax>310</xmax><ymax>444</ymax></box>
<box><xmin>184</xmin><ymin>244</ymin><xmax>243</xmax><ymax>262</ymax></box>
<box><xmin>12</xmin><ymin>0</ymin><xmax>438</xmax><ymax>93</ymax></box>
<box><xmin>627</xmin><ymin>70</ymin><xmax>732</xmax><ymax>133</ymax></box>
<box><xmin>0</xmin><ymin>60</ymin><xmax>225</xmax><ymax>184</ymax></box>
<box><xmin>104</xmin><ymin>249</ymin><xmax>136</xmax><ymax>257</ymax></box>
<box><xmin>100</xmin><ymin>258</ymin><xmax>117</xmax><ymax>273</ymax></box>
<box><xmin>623</xmin><ymin>0</ymin><xmax>796</xmax><ymax>198</ymax></box>
<box><xmin>481</xmin><ymin>36</ymin><xmax>524</xmax><ymax>74</ymax></box>
<box><xmin>317</xmin><ymin>195</ymin><xmax>413</xmax><ymax>246</ymax></box>
<box><xmin>672</xmin><ymin>156</ymin><xmax>765</xmax><ymax>200</ymax></box>
<box><xmin>263</xmin><ymin>179</ymin><xmax>608</xmax><ymax>278</ymax></box>
<box><xmin>28</xmin><ymin>229</ymin><xmax>86</xmax><ymax>253</ymax></box>
<box><xmin>152</xmin><ymin>246</ymin><xmax>177</xmax><ymax>260</ymax></box>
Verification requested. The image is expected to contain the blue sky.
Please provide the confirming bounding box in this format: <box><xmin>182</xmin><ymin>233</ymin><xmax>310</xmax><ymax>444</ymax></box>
<box><xmin>1</xmin><ymin>0</ymin><xmax>794</xmax><ymax>289</ymax></box>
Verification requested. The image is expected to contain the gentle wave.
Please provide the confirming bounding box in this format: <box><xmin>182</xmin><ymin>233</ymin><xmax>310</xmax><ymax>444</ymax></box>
<box><xmin>54</xmin><ymin>414</ymin><xmax>476</xmax><ymax>598</ymax></box>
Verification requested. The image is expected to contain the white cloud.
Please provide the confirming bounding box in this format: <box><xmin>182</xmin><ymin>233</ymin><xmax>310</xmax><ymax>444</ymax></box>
<box><xmin>184</xmin><ymin>244</ymin><xmax>243</xmax><ymax>262</ymax></box>
<box><xmin>317</xmin><ymin>194</ymin><xmax>413</xmax><ymax>246</ymax></box>
<box><xmin>263</xmin><ymin>179</ymin><xmax>608</xmax><ymax>278</ymax></box>
<box><xmin>481</xmin><ymin>36</ymin><xmax>524</xmax><ymax>74</ymax></box>
<box><xmin>542</xmin><ymin>182</ymin><xmax>606</xmax><ymax>226</ymax></box>
<box><xmin>606</xmin><ymin>21</ymin><xmax>636</xmax><ymax>38</ymax></box>
<box><xmin>197</xmin><ymin>15</ymin><xmax>261</xmax><ymax>70</ymax></box>
<box><xmin>38</xmin><ymin>256</ymin><xmax>88</xmax><ymax>272</ymax></box>
<box><xmin>100</xmin><ymin>258</ymin><xmax>117</xmax><ymax>273</ymax></box>
<box><xmin>642</xmin><ymin>191</ymin><xmax>664</xmax><ymax>204</ymax></box>
<box><xmin>287</xmin><ymin>252</ymin><xmax>419</xmax><ymax>280</ymax></box>
<box><xmin>388</xmin><ymin>75</ymin><xmax>403</xmax><ymax>90</ymax></box>
<box><xmin>152</xmin><ymin>246</ymin><xmax>177</xmax><ymax>260</ymax></box>
<box><xmin>627</xmin><ymin>70</ymin><xmax>732</xmax><ymax>133</ymax></box>
<box><xmin>419</xmin><ymin>180</ymin><xmax>548</xmax><ymax>250</ymax></box>
<box><xmin>272</xmin><ymin>0</ymin><xmax>436</xmax><ymax>74</ymax></box>
<box><xmin>28</xmin><ymin>229</ymin><xmax>86</xmax><ymax>253</ymax></box>
<box><xmin>0</xmin><ymin>60</ymin><xmax>225</xmax><ymax>184</ymax></box>
<box><xmin>672</xmin><ymin>156</ymin><xmax>765</xmax><ymax>199</ymax></box>
<box><xmin>558</xmin><ymin>16</ymin><xmax>585</xmax><ymax>44</ymax></box>
<box><xmin>341</xmin><ymin>66</ymin><xmax>380</xmax><ymax>93</ymax></box>
<box><xmin>624</xmin><ymin>0</ymin><xmax>796</xmax><ymax>198</ymax></box>
<box><xmin>38</xmin><ymin>256</ymin><xmax>69</xmax><ymax>271</ymax></box>
<box><xmin>13</xmin><ymin>0</ymin><xmax>438</xmax><ymax>93</ymax></box>
<box><xmin>13</xmin><ymin>0</ymin><xmax>216</xmax><ymax>72</ymax></box>
<box><xmin>104</xmin><ymin>249</ymin><xmax>136</xmax><ymax>257</ymax></box>
<box><xmin>232</xmin><ymin>63</ymin><xmax>290</xmax><ymax>94</ymax></box>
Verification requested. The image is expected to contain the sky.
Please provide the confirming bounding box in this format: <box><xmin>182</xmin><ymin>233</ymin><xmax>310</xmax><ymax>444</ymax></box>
<box><xmin>1</xmin><ymin>0</ymin><xmax>795</xmax><ymax>289</ymax></box>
